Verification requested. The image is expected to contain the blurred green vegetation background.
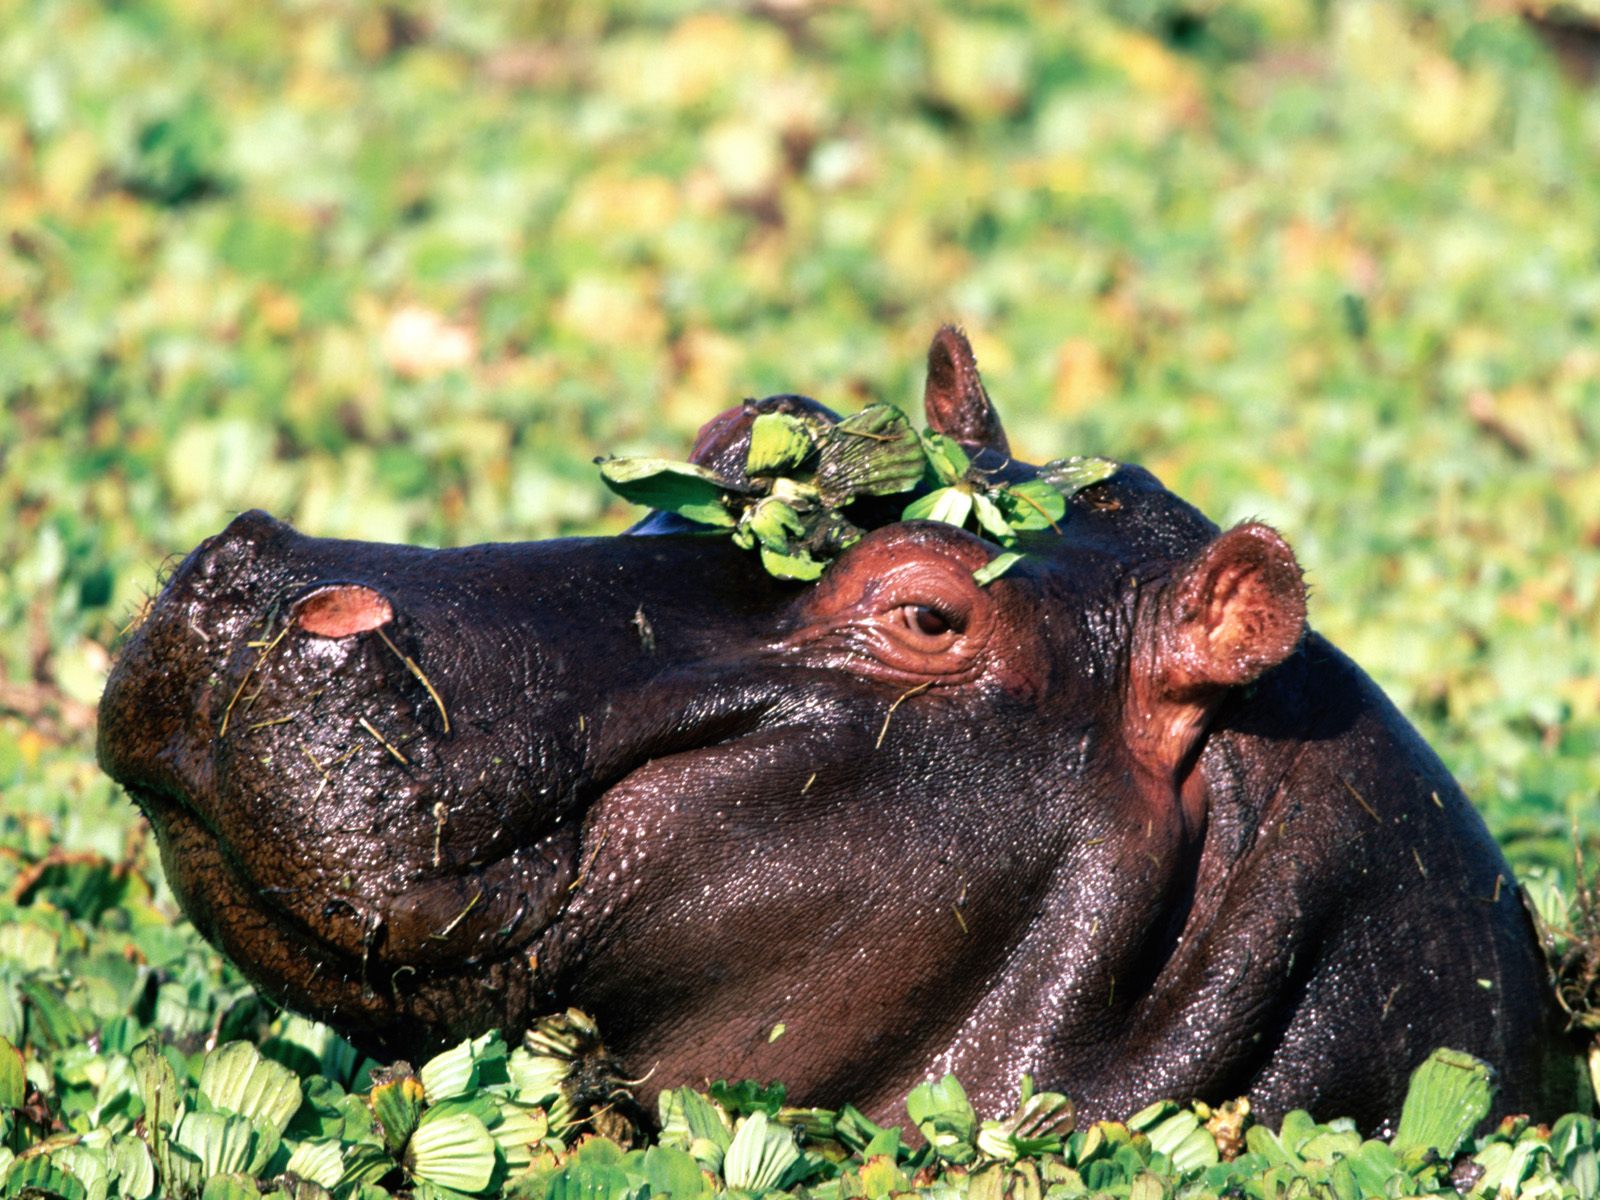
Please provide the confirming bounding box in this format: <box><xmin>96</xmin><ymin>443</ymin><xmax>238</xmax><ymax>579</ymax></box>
<box><xmin>1</xmin><ymin>0</ymin><xmax>1597</xmax><ymax>888</ymax></box>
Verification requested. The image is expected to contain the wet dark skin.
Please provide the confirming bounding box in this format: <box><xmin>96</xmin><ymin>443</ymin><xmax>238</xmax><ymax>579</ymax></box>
<box><xmin>98</xmin><ymin>328</ymin><xmax>1585</xmax><ymax>1130</ymax></box>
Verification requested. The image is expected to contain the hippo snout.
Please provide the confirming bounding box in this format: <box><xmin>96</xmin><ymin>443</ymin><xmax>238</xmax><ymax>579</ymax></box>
<box><xmin>97</xmin><ymin>514</ymin><xmax>604</xmax><ymax>1052</ymax></box>
<box><xmin>98</xmin><ymin>510</ymin><xmax>376</xmax><ymax>809</ymax></box>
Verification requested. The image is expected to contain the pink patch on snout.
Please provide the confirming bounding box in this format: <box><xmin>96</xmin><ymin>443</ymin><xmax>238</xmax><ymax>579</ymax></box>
<box><xmin>292</xmin><ymin>585</ymin><xmax>394</xmax><ymax>638</ymax></box>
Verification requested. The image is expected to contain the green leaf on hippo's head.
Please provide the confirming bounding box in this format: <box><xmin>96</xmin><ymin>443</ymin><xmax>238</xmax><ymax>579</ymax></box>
<box><xmin>1035</xmin><ymin>456</ymin><xmax>1118</xmax><ymax>498</ymax></box>
<box><xmin>759</xmin><ymin>545</ymin><xmax>826</xmax><ymax>581</ymax></box>
<box><xmin>596</xmin><ymin>458</ymin><xmax>741</xmax><ymax>528</ymax></box>
<box><xmin>903</xmin><ymin>486</ymin><xmax>973</xmax><ymax>529</ymax></box>
<box><xmin>746</xmin><ymin>413</ymin><xmax>817</xmax><ymax>477</ymax></box>
<box><xmin>973</xmin><ymin>552</ymin><xmax>1025</xmax><ymax>587</ymax></box>
<box><xmin>997</xmin><ymin>480</ymin><xmax>1066</xmax><ymax>532</ymax></box>
<box><xmin>1392</xmin><ymin>1047</ymin><xmax>1495</xmax><ymax>1159</ymax></box>
<box><xmin>970</xmin><ymin>492</ymin><xmax>1016</xmax><ymax>544</ymax></box>
<box><xmin>920</xmin><ymin>432</ymin><xmax>972</xmax><ymax>486</ymax></box>
<box><xmin>815</xmin><ymin>404</ymin><xmax>925</xmax><ymax>501</ymax></box>
<box><xmin>740</xmin><ymin>497</ymin><xmax>807</xmax><ymax>553</ymax></box>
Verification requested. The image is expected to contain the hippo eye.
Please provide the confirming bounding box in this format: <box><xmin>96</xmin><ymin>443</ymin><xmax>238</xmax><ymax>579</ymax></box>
<box><xmin>900</xmin><ymin>604</ymin><xmax>955</xmax><ymax>638</ymax></box>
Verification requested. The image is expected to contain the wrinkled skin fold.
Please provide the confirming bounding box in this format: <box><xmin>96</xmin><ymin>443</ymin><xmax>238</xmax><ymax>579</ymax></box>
<box><xmin>98</xmin><ymin>327</ymin><xmax>1587</xmax><ymax>1130</ymax></box>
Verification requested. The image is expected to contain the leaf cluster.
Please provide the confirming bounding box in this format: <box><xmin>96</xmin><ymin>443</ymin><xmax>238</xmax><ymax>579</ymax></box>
<box><xmin>598</xmin><ymin>405</ymin><xmax>1116</xmax><ymax>583</ymax></box>
<box><xmin>0</xmin><ymin>1020</ymin><xmax>614</xmax><ymax>1200</ymax></box>
<box><xmin>4</xmin><ymin>934</ymin><xmax>1599</xmax><ymax>1200</ymax></box>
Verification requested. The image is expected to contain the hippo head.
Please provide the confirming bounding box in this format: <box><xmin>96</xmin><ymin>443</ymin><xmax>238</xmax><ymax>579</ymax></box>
<box><xmin>99</xmin><ymin>328</ymin><xmax>1580</xmax><ymax>1127</ymax></box>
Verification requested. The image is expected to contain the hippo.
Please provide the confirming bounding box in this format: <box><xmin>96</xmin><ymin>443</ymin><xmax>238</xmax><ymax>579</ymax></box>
<box><xmin>97</xmin><ymin>327</ymin><xmax>1584</xmax><ymax>1131</ymax></box>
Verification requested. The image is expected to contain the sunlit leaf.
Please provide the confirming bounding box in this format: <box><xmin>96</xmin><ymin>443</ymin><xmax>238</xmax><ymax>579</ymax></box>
<box><xmin>759</xmin><ymin>546</ymin><xmax>826</xmax><ymax>581</ymax></box>
<box><xmin>920</xmin><ymin>433</ymin><xmax>972</xmax><ymax>486</ymax></box>
<box><xmin>746</xmin><ymin>414</ymin><xmax>816</xmax><ymax>477</ymax></box>
<box><xmin>406</xmin><ymin>1109</ymin><xmax>497</xmax><ymax>1194</ymax></box>
<box><xmin>199</xmin><ymin>1042</ymin><xmax>303</xmax><ymax>1137</ymax></box>
<box><xmin>973</xmin><ymin>552</ymin><xmax>1025</xmax><ymax>587</ymax></box>
<box><xmin>596</xmin><ymin>458</ymin><xmax>741</xmax><ymax>528</ymax></box>
<box><xmin>903</xmin><ymin>486</ymin><xmax>973</xmax><ymax>528</ymax></box>
<box><xmin>906</xmin><ymin>1074</ymin><xmax>976</xmax><ymax>1164</ymax></box>
<box><xmin>1392</xmin><ymin>1047</ymin><xmax>1495</xmax><ymax>1159</ymax></box>
<box><xmin>998</xmin><ymin>481</ymin><xmax>1066</xmax><ymax>531</ymax></box>
<box><xmin>971</xmin><ymin>492</ymin><xmax>1015</xmax><ymax>543</ymax></box>
<box><xmin>285</xmin><ymin>1138</ymin><xmax>346</xmax><ymax>1189</ymax></box>
<box><xmin>420</xmin><ymin>1032</ymin><xmax>506</xmax><ymax>1104</ymax></box>
<box><xmin>816</xmin><ymin>405</ymin><xmax>925</xmax><ymax>501</ymax></box>
<box><xmin>723</xmin><ymin>1110</ymin><xmax>800</xmax><ymax>1192</ymax></box>
<box><xmin>1036</xmin><ymin>457</ymin><xmax>1118</xmax><ymax>498</ymax></box>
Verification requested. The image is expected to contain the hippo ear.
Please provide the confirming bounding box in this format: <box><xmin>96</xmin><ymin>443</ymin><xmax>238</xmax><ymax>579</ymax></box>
<box><xmin>1131</xmin><ymin>523</ymin><xmax>1306</xmax><ymax>779</ymax></box>
<box><xmin>924</xmin><ymin>326</ymin><xmax>1010</xmax><ymax>457</ymax></box>
<box><xmin>1159</xmin><ymin>523</ymin><xmax>1306</xmax><ymax>699</ymax></box>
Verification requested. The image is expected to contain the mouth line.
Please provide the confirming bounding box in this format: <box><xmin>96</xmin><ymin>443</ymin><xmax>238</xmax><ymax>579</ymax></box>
<box><xmin>130</xmin><ymin>781</ymin><xmax>580</xmax><ymax>982</ymax></box>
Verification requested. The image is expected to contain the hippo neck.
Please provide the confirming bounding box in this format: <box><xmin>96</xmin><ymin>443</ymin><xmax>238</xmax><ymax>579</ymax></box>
<box><xmin>918</xmin><ymin>639</ymin><xmax>1339</xmax><ymax>1120</ymax></box>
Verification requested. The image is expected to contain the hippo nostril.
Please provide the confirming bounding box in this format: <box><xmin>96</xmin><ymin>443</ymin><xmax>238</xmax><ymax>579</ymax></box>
<box><xmin>182</xmin><ymin>509</ymin><xmax>297</xmax><ymax>590</ymax></box>
<box><xmin>292</xmin><ymin>584</ymin><xmax>395</xmax><ymax>638</ymax></box>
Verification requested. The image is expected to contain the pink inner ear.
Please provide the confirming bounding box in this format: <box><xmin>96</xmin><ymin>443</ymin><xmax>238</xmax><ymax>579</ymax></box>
<box><xmin>293</xmin><ymin>585</ymin><xmax>394</xmax><ymax>638</ymax></box>
<box><xmin>1184</xmin><ymin>524</ymin><xmax>1305</xmax><ymax>687</ymax></box>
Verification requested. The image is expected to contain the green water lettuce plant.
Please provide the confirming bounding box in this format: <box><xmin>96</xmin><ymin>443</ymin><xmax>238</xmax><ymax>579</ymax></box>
<box><xmin>4</xmin><ymin>1011</ymin><xmax>1599</xmax><ymax>1200</ymax></box>
<box><xmin>597</xmin><ymin>403</ymin><xmax>1117</xmax><ymax>582</ymax></box>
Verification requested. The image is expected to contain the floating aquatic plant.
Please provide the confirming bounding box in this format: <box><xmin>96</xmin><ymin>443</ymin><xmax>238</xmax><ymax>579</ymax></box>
<box><xmin>597</xmin><ymin>402</ymin><xmax>1118</xmax><ymax>583</ymax></box>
